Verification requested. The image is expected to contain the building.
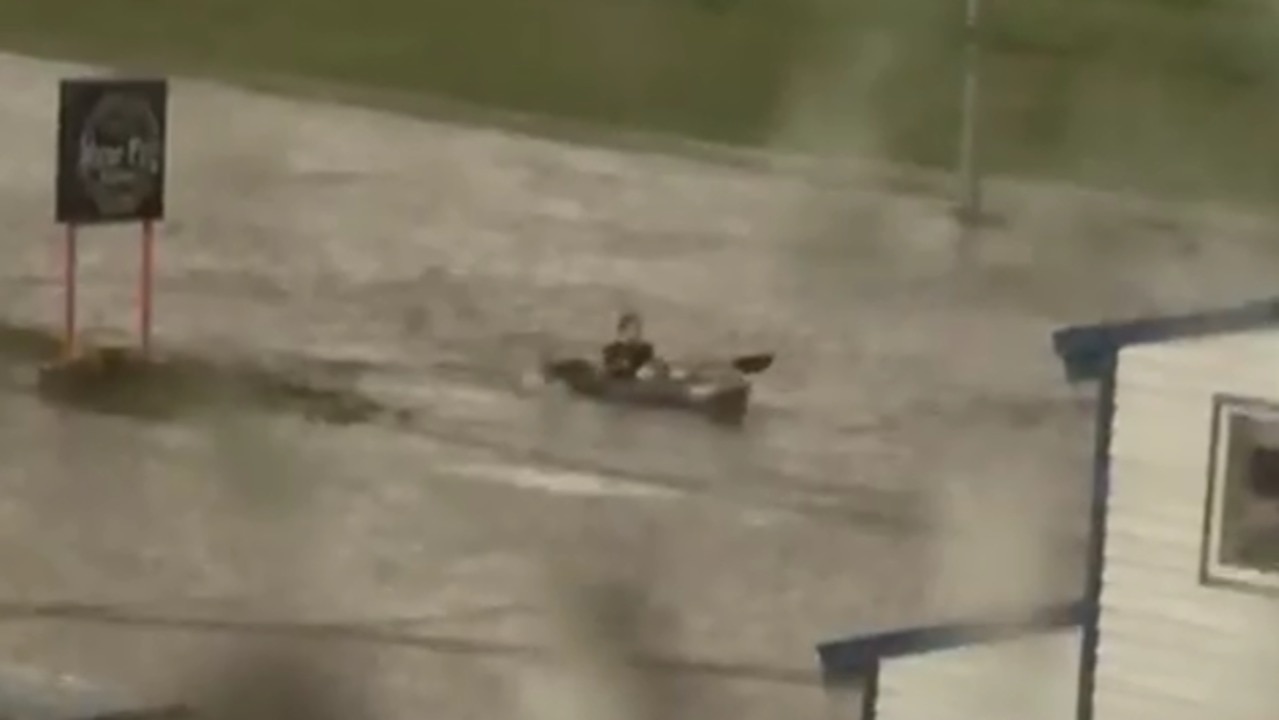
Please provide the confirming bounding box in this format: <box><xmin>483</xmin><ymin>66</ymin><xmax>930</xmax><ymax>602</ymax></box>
<box><xmin>818</xmin><ymin>297</ymin><xmax>1279</xmax><ymax>720</ymax></box>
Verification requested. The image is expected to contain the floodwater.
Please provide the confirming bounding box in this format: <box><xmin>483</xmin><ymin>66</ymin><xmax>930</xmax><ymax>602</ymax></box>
<box><xmin>0</xmin><ymin>51</ymin><xmax>1276</xmax><ymax>719</ymax></box>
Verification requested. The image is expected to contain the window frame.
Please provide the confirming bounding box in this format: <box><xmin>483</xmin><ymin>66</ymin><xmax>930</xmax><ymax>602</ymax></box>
<box><xmin>1201</xmin><ymin>394</ymin><xmax>1279</xmax><ymax>592</ymax></box>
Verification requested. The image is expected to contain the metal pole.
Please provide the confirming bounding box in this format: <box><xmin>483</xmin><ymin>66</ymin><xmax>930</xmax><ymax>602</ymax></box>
<box><xmin>957</xmin><ymin>0</ymin><xmax>982</xmax><ymax>223</ymax></box>
<box><xmin>62</xmin><ymin>223</ymin><xmax>78</xmax><ymax>360</ymax></box>
<box><xmin>139</xmin><ymin>219</ymin><xmax>155</xmax><ymax>356</ymax></box>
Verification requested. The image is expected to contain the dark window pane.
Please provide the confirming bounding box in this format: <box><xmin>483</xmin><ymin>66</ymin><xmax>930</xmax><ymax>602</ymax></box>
<box><xmin>1250</xmin><ymin>447</ymin><xmax>1279</xmax><ymax>499</ymax></box>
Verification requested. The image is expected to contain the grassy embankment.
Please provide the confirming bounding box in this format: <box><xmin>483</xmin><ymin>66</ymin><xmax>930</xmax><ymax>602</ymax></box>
<box><xmin>1</xmin><ymin>0</ymin><xmax>1277</xmax><ymax>201</ymax></box>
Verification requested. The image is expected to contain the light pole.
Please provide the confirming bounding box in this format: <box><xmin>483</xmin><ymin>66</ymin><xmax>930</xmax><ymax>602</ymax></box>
<box><xmin>956</xmin><ymin>0</ymin><xmax>982</xmax><ymax>224</ymax></box>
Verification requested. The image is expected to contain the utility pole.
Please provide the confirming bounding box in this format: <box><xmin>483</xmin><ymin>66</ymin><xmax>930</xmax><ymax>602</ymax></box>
<box><xmin>956</xmin><ymin>0</ymin><xmax>982</xmax><ymax>224</ymax></box>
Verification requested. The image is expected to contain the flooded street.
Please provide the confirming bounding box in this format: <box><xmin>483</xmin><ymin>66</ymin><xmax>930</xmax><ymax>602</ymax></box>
<box><xmin>0</xmin><ymin>51</ymin><xmax>1275</xmax><ymax>719</ymax></box>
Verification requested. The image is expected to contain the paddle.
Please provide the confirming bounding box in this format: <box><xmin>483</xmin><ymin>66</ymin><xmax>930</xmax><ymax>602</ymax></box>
<box><xmin>730</xmin><ymin>353</ymin><xmax>774</xmax><ymax>374</ymax></box>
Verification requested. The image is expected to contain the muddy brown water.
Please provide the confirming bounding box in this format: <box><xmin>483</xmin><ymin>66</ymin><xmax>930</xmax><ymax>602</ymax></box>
<box><xmin>0</xmin><ymin>51</ymin><xmax>1277</xmax><ymax>720</ymax></box>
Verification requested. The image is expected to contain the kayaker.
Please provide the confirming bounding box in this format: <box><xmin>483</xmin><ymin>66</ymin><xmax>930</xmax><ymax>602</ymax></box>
<box><xmin>602</xmin><ymin>311</ymin><xmax>660</xmax><ymax>380</ymax></box>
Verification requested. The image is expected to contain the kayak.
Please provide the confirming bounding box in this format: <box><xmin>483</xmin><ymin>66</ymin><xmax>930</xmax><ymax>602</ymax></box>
<box><xmin>540</xmin><ymin>354</ymin><xmax>771</xmax><ymax>425</ymax></box>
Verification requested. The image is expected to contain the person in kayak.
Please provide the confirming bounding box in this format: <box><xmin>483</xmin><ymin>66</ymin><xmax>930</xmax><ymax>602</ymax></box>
<box><xmin>602</xmin><ymin>311</ymin><xmax>662</xmax><ymax>380</ymax></box>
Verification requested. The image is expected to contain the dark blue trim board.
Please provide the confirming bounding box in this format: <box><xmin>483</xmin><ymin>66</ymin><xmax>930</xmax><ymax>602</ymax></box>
<box><xmin>860</xmin><ymin>660</ymin><xmax>878</xmax><ymax>720</ymax></box>
<box><xmin>1074</xmin><ymin>367</ymin><xmax>1113</xmax><ymax>720</ymax></box>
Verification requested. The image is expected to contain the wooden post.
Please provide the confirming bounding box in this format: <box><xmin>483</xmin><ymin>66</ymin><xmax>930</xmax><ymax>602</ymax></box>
<box><xmin>62</xmin><ymin>222</ymin><xmax>78</xmax><ymax>360</ymax></box>
<box><xmin>139</xmin><ymin>219</ymin><xmax>156</xmax><ymax>356</ymax></box>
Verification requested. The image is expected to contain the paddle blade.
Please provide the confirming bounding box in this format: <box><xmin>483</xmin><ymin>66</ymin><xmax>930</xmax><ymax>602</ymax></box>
<box><xmin>731</xmin><ymin>353</ymin><xmax>773</xmax><ymax>374</ymax></box>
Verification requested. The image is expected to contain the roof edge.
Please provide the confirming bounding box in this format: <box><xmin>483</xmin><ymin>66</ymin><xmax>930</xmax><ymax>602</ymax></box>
<box><xmin>1053</xmin><ymin>297</ymin><xmax>1279</xmax><ymax>382</ymax></box>
<box><xmin>816</xmin><ymin>599</ymin><xmax>1086</xmax><ymax>680</ymax></box>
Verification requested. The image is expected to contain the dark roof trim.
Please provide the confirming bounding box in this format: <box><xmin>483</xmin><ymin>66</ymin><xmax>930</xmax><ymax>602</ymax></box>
<box><xmin>817</xmin><ymin>599</ymin><xmax>1087</xmax><ymax>680</ymax></box>
<box><xmin>1052</xmin><ymin>297</ymin><xmax>1279</xmax><ymax>382</ymax></box>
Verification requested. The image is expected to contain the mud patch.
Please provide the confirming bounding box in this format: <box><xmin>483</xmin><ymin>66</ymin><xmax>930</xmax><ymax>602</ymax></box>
<box><xmin>0</xmin><ymin>322</ymin><xmax>412</xmax><ymax>427</ymax></box>
<box><xmin>0</xmin><ymin>324</ymin><xmax>61</xmax><ymax>360</ymax></box>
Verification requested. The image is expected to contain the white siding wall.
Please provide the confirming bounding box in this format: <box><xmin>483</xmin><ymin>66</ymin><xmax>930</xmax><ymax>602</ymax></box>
<box><xmin>876</xmin><ymin>628</ymin><xmax>1080</xmax><ymax>720</ymax></box>
<box><xmin>1099</xmin><ymin>332</ymin><xmax>1279</xmax><ymax>720</ymax></box>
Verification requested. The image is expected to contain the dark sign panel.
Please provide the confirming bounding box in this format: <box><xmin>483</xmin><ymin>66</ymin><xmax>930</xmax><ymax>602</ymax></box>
<box><xmin>56</xmin><ymin>78</ymin><xmax>168</xmax><ymax>225</ymax></box>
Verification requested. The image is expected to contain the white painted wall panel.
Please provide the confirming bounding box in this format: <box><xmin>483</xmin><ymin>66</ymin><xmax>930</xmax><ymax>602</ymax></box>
<box><xmin>1104</xmin><ymin>528</ymin><xmax>1201</xmax><ymax>563</ymax></box>
<box><xmin>1100</xmin><ymin>503</ymin><xmax>1204</xmax><ymax>538</ymax></box>
<box><xmin>875</xmin><ymin>629</ymin><xmax>1080</xmax><ymax>720</ymax></box>
<box><xmin>1096</xmin><ymin>331</ymin><xmax>1279</xmax><ymax>720</ymax></box>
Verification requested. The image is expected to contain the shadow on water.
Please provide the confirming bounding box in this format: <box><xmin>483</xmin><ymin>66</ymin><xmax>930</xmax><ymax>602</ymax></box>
<box><xmin>0</xmin><ymin>321</ymin><xmax>406</xmax><ymax>427</ymax></box>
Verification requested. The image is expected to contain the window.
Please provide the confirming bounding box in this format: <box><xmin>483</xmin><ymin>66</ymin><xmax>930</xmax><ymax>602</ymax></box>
<box><xmin>1204</xmin><ymin>397</ymin><xmax>1279</xmax><ymax>589</ymax></box>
